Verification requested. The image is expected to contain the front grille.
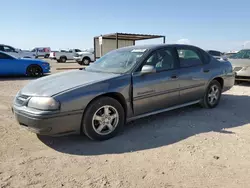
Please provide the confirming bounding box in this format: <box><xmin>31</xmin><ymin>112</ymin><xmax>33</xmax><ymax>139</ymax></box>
<box><xmin>15</xmin><ymin>95</ymin><xmax>29</xmax><ymax>106</ymax></box>
<box><xmin>233</xmin><ymin>67</ymin><xmax>242</xmax><ymax>72</ymax></box>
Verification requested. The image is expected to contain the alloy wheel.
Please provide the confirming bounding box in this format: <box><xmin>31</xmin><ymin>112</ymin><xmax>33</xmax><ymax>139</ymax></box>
<box><xmin>92</xmin><ymin>105</ymin><xmax>119</xmax><ymax>135</ymax></box>
<box><xmin>208</xmin><ymin>85</ymin><xmax>219</xmax><ymax>105</ymax></box>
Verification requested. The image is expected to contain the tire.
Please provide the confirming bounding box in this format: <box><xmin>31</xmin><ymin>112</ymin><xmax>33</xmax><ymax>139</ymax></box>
<box><xmin>82</xmin><ymin>97</ymin><xmax>125</xmax><ymax>141</ymax></box>
<box><xmin>59</xmin><ymin>56</ymin><xmax>67</xmax><ymax>63</ymax></box>
<box><xmin>44</xmin><ymin>54</ymin><xmax>49</xmax><ymax>58</ymax></box>
<box><xmin>82</xmin><ymin>57</ymin><xmax>90</xmax><ymax>65</ymax></box>
<box><xmin>200</xmin><ymin>80</ymin><xmax>222</xmax><ymax>108</ymax></box>
<box><xmin>26</xmin><ymin>65</ymin><xmax>43</xmax><ymax>77</ymax></box>
<box><xmin>235</xmin><ymin>80</ymin><xmax>241</xmax><ymax>85</ymax></box>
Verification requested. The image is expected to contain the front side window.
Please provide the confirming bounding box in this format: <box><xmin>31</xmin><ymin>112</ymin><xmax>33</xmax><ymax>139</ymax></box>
<box><xmin>85</xmin><ymin>48</ymin><xmax>147</xmax><ymax>74</ymax></box>
<box><xmin>141</xmin><ymin>48</ymin><xmax>175</xmax><ymax>72</ymax></box>
<box><xmin>177</xmin><ymin>48</ymin><xmax>203</xmax><ymax>68</ymax></box>
<box><xmin>3</xmin><ymin>46</ymin><xmax>15</xmax><ymax>52</ymax></box>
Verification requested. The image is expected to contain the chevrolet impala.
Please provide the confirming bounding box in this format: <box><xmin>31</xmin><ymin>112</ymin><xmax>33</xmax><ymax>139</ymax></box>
<box><xmin>12</xmin><ymin>44</ymin><xmax>235</xmax><ymax>141</ymax></box>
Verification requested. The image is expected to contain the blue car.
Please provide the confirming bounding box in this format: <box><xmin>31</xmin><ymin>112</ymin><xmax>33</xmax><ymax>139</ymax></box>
<box><xmin>0</xmin><ymin>51</ymin><xmax>50</xmax><ymax>77</ymax></box>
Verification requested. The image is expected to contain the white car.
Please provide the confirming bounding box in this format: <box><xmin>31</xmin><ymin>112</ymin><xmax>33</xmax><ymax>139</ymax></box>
<box><xmin>49</xmin><ymin>49</ymin><xmax>82</xmax><ymax>63</ymax></box>
<box><xmin>73</xmin><ymin>51</ymin><xmax>95</xmax><ymax>65</ymax></box>
<box><xmin>31</xmin><ymin>47</ymin><xmax>51</xmax><ymax>58</ymax></box>
<box><xmin>0</xmin><ymin>44</ymin><xmax>36</xmax><ymax>59</ymax></box>
<box><xmin>206</xmin><ymin>50</ymin><xmax>227</xmax><ymax>60</ymax></box>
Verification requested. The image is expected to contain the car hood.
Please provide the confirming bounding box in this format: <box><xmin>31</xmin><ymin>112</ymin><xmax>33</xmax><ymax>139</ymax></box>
<box><xmin>20</xmin><ymin>70</ymin><xmax>119</xmax><ymax>97</ymax></box>
<box><xmin>228</xmin><ymin>59</ymin><xmax>250</xmax><ymax>67</ymax></box>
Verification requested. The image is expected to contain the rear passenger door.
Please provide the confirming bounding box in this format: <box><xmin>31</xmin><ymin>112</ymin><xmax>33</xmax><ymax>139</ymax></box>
<box><xmin>176</xmin><ymin>46</ymin><xmax>208</xmax><ymax>104</ymax></box>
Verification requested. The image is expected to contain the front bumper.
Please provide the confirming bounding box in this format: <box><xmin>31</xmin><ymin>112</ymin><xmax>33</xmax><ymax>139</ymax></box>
<box><xmin>13</xmin><ymin>105</ymin><xmax>82</xmax><ymax>136</ymax></box>
<box><xmin>235</xmin><ymin>75</ymin><xmax>250</xmax><ymax>81</ymax></box>
<box><xmin>43</xmin><ymin>66</ymin><xmax>51</xmax><ymax>74</ymax></box>
<box><xmin>234</xmin><ymin>71</ymin><xmax>250</xmax><ymax>81</ymax></box>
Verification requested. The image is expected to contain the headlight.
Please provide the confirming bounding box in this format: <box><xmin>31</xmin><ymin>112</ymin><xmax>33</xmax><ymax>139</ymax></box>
<box><xmin>27</xmin><ymin>97</ymin><xmax>60</xmax><ymax>110</ymax></box>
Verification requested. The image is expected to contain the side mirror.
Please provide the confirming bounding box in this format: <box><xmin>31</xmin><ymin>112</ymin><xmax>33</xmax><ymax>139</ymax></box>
<box><xmin>141</xmin><ymin>65</ymin><xmax>156</xmax><ymax>75</ymax></box>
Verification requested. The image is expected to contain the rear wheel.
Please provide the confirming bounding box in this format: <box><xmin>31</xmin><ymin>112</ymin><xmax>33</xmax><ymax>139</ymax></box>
<box><xmin>82</xmin><ymin>97</ymin><xmax>125</xmax><ymax>141</ymax></box>
<box><xmin>200</xmin><ymin>80</ymin><xmax>222</xmax><ymax>108</ymax></box>
<box><xmin>59</xmin><ymin>56</ymin><xmax>67</xmax><ymax>63</ymax></box>
<box><xmin>26</xmin><ymin>65</ymin><xmax>43</xmax><ymax>77</ymax></box>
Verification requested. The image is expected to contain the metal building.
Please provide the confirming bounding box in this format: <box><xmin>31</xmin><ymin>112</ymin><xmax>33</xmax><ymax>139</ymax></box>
<box><xmin>94</xmin><ymin>32</ymin><xmax>166</xmax><ymax>60</ymax></box>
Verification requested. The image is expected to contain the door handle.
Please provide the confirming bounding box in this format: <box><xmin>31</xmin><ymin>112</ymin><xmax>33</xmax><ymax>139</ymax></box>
<box><xmin>203</xmin><ymin>69</ymin><xmax>210</xmax><ymax>73</ymax></box>
<box><xmin>171</xmin><ymin>75</ymin><xmax>178</xmax><ymax>79</ymax></box>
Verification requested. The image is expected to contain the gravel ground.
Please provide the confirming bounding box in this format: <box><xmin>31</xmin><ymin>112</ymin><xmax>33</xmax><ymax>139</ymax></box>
<box><xmin>1</xmin><ymin>60</ymin><xmax>250</xmax><ymax>188</ymax></box>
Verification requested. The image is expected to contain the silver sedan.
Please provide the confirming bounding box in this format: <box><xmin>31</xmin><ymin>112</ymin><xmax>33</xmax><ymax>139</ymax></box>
<box><xmin>12</xmin><ymin>44</ymin><xmax>235</xmax><ymax>141</ymax></box>
<box><xmin>229</xmin><ymin>49</ymin><xmax>250</xmax><ymax>81</ymax></box>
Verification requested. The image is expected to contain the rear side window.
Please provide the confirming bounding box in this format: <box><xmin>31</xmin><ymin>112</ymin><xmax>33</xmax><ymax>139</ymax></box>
<box><xmin>177</xmin><ymin>49</ymin><xmax>203</xmax><ymax>68</ymax></box>
<box><xmin>202</xmin><ymin>50</ymin><xmax>211</xmax><ymax>64</ymax></box>
<box><xmin>3</xmin><ymin>46</ymin><xmax>15</xmax><ymax>52</ymax></box>
<box><xmin>0</xmin><ymin>52</ymin><xmax>12</xmax><ymax>59</ymax></box>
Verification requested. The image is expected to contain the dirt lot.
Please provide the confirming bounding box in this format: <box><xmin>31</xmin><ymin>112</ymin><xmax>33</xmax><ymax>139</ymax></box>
<box><xmin>1</xmin><ymin>59</ymin><xmax>250</xmax><ymax>188</ymax></box>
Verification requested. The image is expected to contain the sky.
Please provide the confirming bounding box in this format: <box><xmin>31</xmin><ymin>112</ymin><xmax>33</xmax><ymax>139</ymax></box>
<box><xmin>1</xmin><ymin>0</ymin><xmax>250</xmax><ymax>52</ymax></box>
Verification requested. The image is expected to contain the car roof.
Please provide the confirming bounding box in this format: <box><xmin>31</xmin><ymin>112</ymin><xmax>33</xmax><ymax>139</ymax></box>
<box><xmin>117</xmin><ymin>44</ymin><xmax>203</xmax><ymax>51</ymax></box>
<box><xmin>0</xmin><ymin>44</ymin><xmax>12</xmax><ymax>47</ymax></box>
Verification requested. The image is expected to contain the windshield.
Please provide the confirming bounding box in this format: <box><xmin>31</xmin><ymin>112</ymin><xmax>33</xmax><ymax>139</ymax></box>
<box><xmin>230</xmin><ymin>50</ymin><xmax>250</xmax><ymax>59</ymax></box>
<box><xmin>85</xmin><ymin>48</ymin><xmax>147</xmax><ymax>74</ymax></box>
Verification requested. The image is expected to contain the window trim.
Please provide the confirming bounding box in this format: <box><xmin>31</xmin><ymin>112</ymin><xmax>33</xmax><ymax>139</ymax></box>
<box><xmin>175</xmin><ymin>46</ymin><xmax>205</xmax><ymax>69</ymax></box>
<box><xmin>134</xmin><ymin>47</ymin><xmax>179</xmax><ymax>73</ymax></box>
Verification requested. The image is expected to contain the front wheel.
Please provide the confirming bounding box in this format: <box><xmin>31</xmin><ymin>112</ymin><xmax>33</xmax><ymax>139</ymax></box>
<box><xmin>200</xmin><ymin>80</ymin><xmax>222</xmax><ymax>108</ymax></box>
<box><xmin>82</xmin><ymin>57</ymin><xmax>90</xmax><ymax>65</ymax></box>
<box><xmin>26</xmin><ymin>65</ymin><xmax>43</xmax><ymax>77</ymax></box>
<box><xmin>59</xmin><ymin>56</ymin><xmax>67</xmax><ymax>63</ymax></box>
<box><xmin>82</xmin><ymin>97</ymin><xmax>125</xmax><ymax>141</ymax></box>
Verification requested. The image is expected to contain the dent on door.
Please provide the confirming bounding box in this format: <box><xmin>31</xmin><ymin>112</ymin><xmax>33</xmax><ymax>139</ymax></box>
<box><xmin>132</xmin><ymin>70</ymin><xmax>180</xmax><ymax>115</ymax></box>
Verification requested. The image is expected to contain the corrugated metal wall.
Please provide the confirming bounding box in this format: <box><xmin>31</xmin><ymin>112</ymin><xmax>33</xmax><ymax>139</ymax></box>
<box><xmin>94</xmin><ymin>39</ymin><xmax>134</xmax><ymax>59</ymax></box>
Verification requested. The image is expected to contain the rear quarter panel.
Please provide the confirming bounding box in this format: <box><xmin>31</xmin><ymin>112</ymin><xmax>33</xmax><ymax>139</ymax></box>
<box><xmin>205</xmin><ymin>58</ymin><xmax>235</xmax><ymax>92</ymax></box>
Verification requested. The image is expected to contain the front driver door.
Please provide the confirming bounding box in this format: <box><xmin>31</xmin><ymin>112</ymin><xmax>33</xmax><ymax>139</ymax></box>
<box><xmin>132</xmin><ymin>47</ymin><xmax>180</xmax><ymax>116</ymax></box>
